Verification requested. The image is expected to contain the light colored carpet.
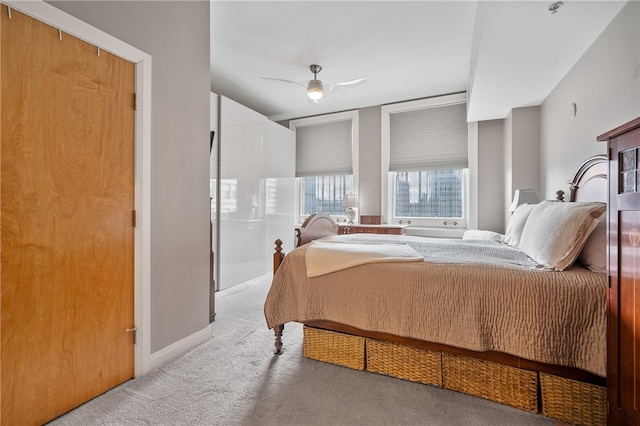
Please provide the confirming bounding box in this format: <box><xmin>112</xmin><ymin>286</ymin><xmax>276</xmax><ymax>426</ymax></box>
<box><xmin>51</xmin><ymin>274</ymin><xmax>555</xmax><ymax>426</ymax></box>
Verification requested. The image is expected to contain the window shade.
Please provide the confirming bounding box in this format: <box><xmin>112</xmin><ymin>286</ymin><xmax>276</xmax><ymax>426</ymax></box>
<box><xmin>296</xmin><ymin>119</ymin><xmax>353</xmax><ymax>177</ymax></box>
<box><xmin>389</xmin><ymin>102</ymin><xmax>468</xmax><ymax>171</ymax></box>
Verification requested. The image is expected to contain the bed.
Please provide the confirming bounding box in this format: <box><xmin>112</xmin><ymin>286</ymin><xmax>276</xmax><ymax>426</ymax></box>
<box><xmin>264</xmin><ymin>155</ymin><xmax>609</xmax><ymax>424</ymax></box>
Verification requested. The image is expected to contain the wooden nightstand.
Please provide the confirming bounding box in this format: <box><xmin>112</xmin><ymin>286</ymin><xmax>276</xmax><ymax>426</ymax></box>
<box><xmin>338</xmin><ymin>224</ymin><xmax>407</xmax><ymax>235</ymax></box>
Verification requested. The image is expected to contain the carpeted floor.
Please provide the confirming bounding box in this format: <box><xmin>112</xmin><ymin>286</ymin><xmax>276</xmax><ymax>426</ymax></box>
<box><xmin>50</xmin><ymin>274</ymin><xmax>556</xmax><ymax>426</ymax></box>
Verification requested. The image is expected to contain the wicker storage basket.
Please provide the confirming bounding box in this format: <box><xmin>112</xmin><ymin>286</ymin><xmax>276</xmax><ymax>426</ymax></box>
<box><xmin>303</xmin><ymin>326</ymin><xmax>365</xmax><ymax>370</ymax></box>
<box><xmin>442</xmin><ymin>353</ymin><xmax>539</xmax><ymax>412</ymax></box>
<box><xmin>539</xmin><ymin>373</ymin><xmax>607</xmax><ymax>426</ymax></box>
<box><xmin>366</xmin><ymin>339</ymin><xmax>442</xmax><ymax>387</ymax></box>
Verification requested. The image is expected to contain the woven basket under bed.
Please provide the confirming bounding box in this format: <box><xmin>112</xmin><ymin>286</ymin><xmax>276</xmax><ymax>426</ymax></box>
<box><xmin>366</xmin><ymin>338</ymin><xmax>442</xmax><ymax>387</ymax></box>
<box><xmin>540</xmin><ymin>373</ymin><xmax>607</xmax><ymax>426</ymax></box>
<box><xmin>303</xmin><ymin>326</ymin><xmax>365</xmax><ymax>370</ymax></box>
<box><xmin>442</xmin><ymin>353</ymin><xmax>539</xmax><ymax>413</ymax></box>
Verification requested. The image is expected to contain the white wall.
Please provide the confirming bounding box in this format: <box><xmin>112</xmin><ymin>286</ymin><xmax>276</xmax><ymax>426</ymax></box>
<box><xmin>50</xmin><ymin>1</ymin><xmax>212</xmax><ymax>353</ymax></box>
<box><xmin>503</xmin><ymin>107</ymin><xmax>541</xmax><ymax>227</ymax></box>
<box><xmin>477</xmin><ymin>119</ymin><xmax>504</xmax><ymax>233</ymax></box>
<box><xmin>511</xmin><ymin>107</ymin><xmax>541</xmax><ymax>195</ymax></box>
<box><xmin>358</xmin><ymin>106</ymin><xmax>382</xmax><ymax>217</ymax></box>
<box><xmin>540</xmin><ymin>0</ymin><xmax>640</xmax><ymax>200</ymax></box>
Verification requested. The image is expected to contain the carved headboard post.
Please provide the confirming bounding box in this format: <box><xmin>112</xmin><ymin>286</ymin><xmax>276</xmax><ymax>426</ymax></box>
<box><xmin>294</xmin><ymin>228</ymin><xmax>302</xmax><ymax>248</ymax></box>
<box><xmin>273</xmin><ymin>239</ymin><xmax>284</xmax><ymax>275</ymax></box>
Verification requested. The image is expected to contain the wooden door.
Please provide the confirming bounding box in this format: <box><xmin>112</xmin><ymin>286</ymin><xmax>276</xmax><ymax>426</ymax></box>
<box><xmin>1</xmin><ymin>6</ymin><xmax>136</xmax><ymax>424</ymax></box>
<box><xmin>600</xmin><ymin>118</ymin><xmax>640</xmax><ymax>426</ymax></box>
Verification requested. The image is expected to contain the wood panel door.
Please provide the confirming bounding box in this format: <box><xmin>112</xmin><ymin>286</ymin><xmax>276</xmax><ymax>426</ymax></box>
<box><xmin>600</xmin><ymin>117</ymin><xmax>640</xmax><ymax>426</ymax></box>
<box><xmin>1</xmin><ymin>6</ymin><xmax>136</xmax><ymax>424</ymax></box>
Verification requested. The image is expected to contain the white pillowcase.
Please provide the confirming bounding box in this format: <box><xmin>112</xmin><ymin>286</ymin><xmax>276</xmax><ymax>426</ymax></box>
<box><xmin>517</xmin><ymin>200</ymin><xmax>606</xmax><ymax>271</ymax></box>
<box><xmin>462</xmin><ymin>229</ymin><xmax>504</xmax><ymax>241</ymax></box>
<box><xmin>578</xmin><ymin>214</ymin><xmax>606</xmax><ymax>273</ymax></box>
<box><xmin>503</xmin><ymin>204</ymin><xmax>536</xmax><ymax>246</ymax></box>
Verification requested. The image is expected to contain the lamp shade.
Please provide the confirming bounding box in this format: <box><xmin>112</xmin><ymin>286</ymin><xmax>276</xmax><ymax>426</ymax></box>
<box><xmin>343</xmin><ymin>193</ymin><xmax>358</xmax><ymax>208</ymax></box>
<box><xmin>509</xmin><ymin>189</ymin><xmax>539</xmax><ymax>212</ymax></box>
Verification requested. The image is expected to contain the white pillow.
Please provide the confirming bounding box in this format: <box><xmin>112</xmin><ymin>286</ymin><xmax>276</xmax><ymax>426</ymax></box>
<box><xmin>578</xmin><ymin>214</ymin><xmax>606</xmax><ymax>273</ymax></box>
<box><xmin>518</xmin><ymin>200</ymin><xmax>606</xmax><ymax>271</ymax></box>
<box><xmin>462</xmin><ymin>229</ymin><xmax>504</xmax><ymax>241</ymax></box>
<box><xmin>503</xmin><ymin>204</ymin><xmax>536</xmax><ymax>246</ymax></box>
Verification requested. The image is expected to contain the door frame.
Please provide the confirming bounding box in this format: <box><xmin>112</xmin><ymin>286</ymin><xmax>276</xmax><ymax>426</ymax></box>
<box><xmin>2</xmin><ymin>0</ymin><xmax>152</xmax><ymax>376</ymax></box>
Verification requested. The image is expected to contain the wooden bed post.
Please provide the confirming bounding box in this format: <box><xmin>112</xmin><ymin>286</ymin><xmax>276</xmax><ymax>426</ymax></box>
<box><xmin>273</xmin><ymin>239</ymin><xmax>285</xmax><ymax>354</ymax></box>
<box><xmin>273</xmin><ymin>239</ymin><xmax>284</xmax><ymax>275</ymax></box>
<box><xmin>274</xmin><ymin>324</ymin><xmax>284</xmax><ymax>355</ymax></box>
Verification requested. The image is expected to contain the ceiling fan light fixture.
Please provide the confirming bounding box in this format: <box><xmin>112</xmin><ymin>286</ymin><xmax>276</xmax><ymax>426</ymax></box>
<box><xmin>307</xmin><ymin>79</ymin><xmax>324</xmax><ymax>100</ymax></box>
<box><xmin>263</xmin><ymin>63</ymin><xmax>364</xmax><ymax>103</ymax></box>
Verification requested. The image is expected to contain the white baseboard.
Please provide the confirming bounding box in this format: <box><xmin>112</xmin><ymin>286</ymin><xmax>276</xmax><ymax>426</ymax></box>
<box><xmin>149</xmin><ymin>324</ymin><xmax>214</xmax><ymax>371</ymax></box>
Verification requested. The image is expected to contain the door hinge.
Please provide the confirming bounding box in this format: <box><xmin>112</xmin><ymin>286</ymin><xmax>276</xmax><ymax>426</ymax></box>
<box><xmin>133</xmin><ymin>93</ymin><xmax>137</xmax><ymax>110</ymax></box>
<box><xmin>132</xmin><ymin>210</ymin><xmax>138</xmax><ymax>228</ymax></box>
<box><xmin>125</xmin><ymin>327</ymin><xmax>137</xmax><ymax>345</ymax></box>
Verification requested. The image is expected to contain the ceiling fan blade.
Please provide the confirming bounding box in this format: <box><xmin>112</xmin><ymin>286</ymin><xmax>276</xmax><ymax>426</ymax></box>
<box><xmin>327</xmin><ymin>76</ymin><xmax>367</xmax><ymax>93</ymax></box>
<box><xmin>335</xmin><ymin>76</ymin><xmax>367</xmax><ymax>87</ymax></box>
<box><xmin>261</xmin><ymin>77</ymin><xmax>307</xmax><ymax>89</ymax></box>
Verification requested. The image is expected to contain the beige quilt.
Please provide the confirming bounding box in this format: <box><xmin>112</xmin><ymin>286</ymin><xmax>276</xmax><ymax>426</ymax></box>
<box><xmin>264</xmin><ymin>234</ymin><xmax>607</xmax><ymax>377</ymax></box>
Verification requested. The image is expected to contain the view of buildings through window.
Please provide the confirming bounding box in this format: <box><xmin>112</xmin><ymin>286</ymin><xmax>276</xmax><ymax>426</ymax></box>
<box><xmin>395</xmin><ymin>169</ymin><xmax>463</xmax><ymax>218</ymax></box>
<box><xmin>301</xmin><ymin>170</ymin><xmax>463</xmax><ymax>219</ymax></box>
<box><xmin>301</xmin><ymin>175</ymin><xmax>352</xmax><ymax>216</ymax></box>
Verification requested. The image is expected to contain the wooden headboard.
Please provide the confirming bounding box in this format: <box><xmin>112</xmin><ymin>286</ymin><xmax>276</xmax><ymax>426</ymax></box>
<box><xmin>567</xmin><ymin>154</ymin><xmax>608</xmax><ymax>203</ymax></box>
<box><xmin>294</xmin><ymin>213</ymin><xmax>338</xmax><ymax>247</ymax></box>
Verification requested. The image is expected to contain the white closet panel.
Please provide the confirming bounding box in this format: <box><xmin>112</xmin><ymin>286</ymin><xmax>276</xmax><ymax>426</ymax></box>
<box><xmin>217</xmin><ymin>96</ymin><xmax>295</xmax><ymax>290</ymax></box>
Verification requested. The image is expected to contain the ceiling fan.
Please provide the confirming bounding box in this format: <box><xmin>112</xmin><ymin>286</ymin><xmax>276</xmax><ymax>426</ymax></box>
<box><xmin>263</xmin><ymin>64</ymin><xmax>366</xmax><ymax>103</ymax></box>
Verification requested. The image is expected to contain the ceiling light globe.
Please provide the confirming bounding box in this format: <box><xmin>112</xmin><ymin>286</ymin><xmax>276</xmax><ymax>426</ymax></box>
<box><xmin>307</xmin><ymin>89</ymin><xmax>323</xmax><ymax>100</ymax></box>
<box><xmin>307</xmin><ymin>79</ymin><xmax>323</xmax><ymax>100</ymax></box>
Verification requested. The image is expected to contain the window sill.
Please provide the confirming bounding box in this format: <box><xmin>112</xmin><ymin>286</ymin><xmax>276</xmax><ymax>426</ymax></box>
<box><xmin>405</xmin><ymin>227</ymin><xmax>466</xmax><ymax>239</ymax></box>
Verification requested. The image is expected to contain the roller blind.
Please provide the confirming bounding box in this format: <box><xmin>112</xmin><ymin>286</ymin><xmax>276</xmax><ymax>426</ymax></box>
<box><xmin>296</xmin><ymin>119</ymin><xmax>353</xmax><ymax>177</ymax></box>
<box><xmin>389</xmin><ymin>102</ymin><xmax>468</xmax><ymax>171</ymax></box>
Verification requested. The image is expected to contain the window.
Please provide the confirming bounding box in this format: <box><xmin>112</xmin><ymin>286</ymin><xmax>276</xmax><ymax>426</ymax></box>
<box><xmin>300</xmin><ymin>175</ymin><xmax>352</xmax><ymax>216</ymax></box>
<box><xmin>394</xmin><ymin>169</ymin><xmax>464</xmax><ymax>219</ymax></box>
<box><xmin>382</xmin><ymin>93</ymin><xmax>470</xmax><ymax>228</ymax></box>
<box><xmin>290</xmin><ymin>111</ymin><xmax>359</xmax><ymax>222</ymax></box>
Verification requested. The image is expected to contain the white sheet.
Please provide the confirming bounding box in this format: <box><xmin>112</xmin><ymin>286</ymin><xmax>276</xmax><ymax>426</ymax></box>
<box><xmin>305</xmin><ymin>240</ymin><xmax>423</xmax><ymax>277</ymax></box>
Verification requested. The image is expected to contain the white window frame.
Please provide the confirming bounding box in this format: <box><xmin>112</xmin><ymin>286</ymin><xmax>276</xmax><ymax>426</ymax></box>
<box><xmin>290</xmin><ymin>110</ymin><xmax>359</xmax><ymax>224</ymax></box>
<box><xmin>381</xmin><ymin>93</ymin><xmax>478</xmax><ymax>236</ymax></box>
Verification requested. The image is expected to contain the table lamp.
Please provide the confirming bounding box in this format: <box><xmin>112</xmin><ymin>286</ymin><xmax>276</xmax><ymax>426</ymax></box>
<box><xmin>343</xmin><ymin>193</ymin><xmax>358</xmax><ymax>224</ymax></box>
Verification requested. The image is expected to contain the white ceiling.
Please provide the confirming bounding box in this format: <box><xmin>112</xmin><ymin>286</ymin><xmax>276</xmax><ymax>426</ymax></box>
<box><xmin>210</xmin><ymin>1</ymin><xmax>627</xmax><ymax>123</ymax></box>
